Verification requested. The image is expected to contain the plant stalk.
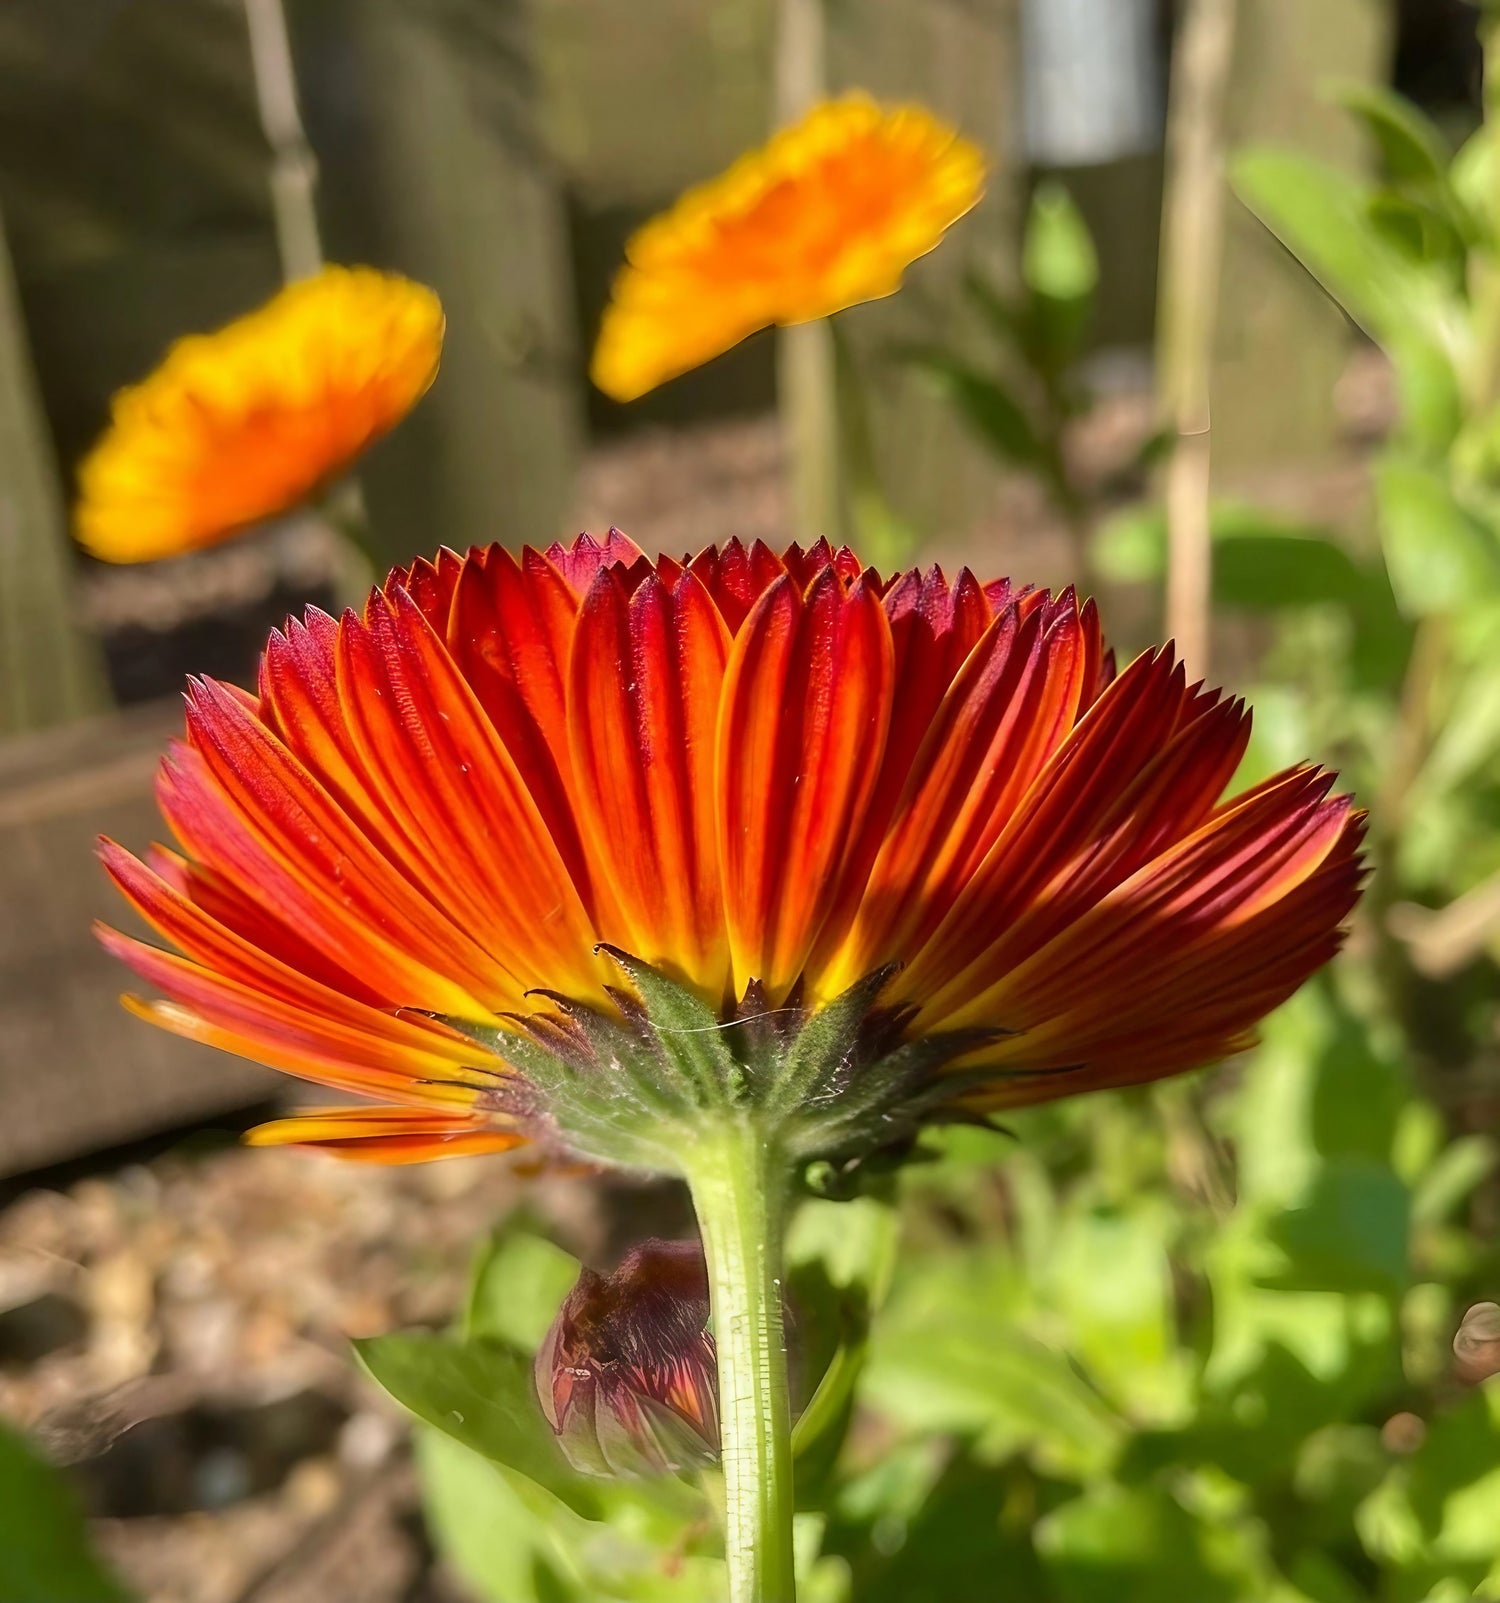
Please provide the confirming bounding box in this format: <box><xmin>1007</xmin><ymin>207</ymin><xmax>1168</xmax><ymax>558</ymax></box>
<box><xmin>1157</xmin><ymin>0</ymin><xmax>1238</xmax><ymax>677</ymax></box>
<box><xmin>243</xmin><ymin>0</ymin><xmax>324</xmax><ymax>282</ymax></box>
<box><xmin>774</xmin><ymin>0</ymin><xmax>841</xmax><ymax>545</ymax></box>
<box><xmin>684</xmin><ymin>1119</ymin><xmax>796</xmax><ymax>1603</ymax></box>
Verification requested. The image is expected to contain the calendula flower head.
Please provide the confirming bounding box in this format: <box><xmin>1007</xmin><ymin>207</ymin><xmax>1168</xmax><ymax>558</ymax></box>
<box><xmin>99</xmin><ymin>533</ymin><xmax>1364</xmax><ymax>1181</ymax></box>
<box><xmin>76</xmin><ymin>266</ymin><xmax>443</xmax><ymax>563</ymax></box>
<box><xmin>536</xmin><ymin>1239</ymin><xmax>718</xmax><ymax>1477</ymax></box>
<box><xmin>592</xmin><ymin>94</ymin><xmax>986</xmax><ymax>401</ymax></box>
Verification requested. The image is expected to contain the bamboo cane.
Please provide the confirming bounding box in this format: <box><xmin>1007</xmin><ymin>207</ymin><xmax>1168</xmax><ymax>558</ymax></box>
<box><xmin>774</xmin><ymin>0</ymin><xmax>842</xmax><ymax>545</ymax></box>
<box><xmin>1157</xmin><ymin>0</ymin><xmax>1239</xmax><ymax>678</ymax></box>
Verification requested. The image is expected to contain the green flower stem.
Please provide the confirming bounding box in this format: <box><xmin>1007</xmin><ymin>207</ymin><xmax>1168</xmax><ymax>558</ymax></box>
<box><xmin>684</xmin><ymin>1118</ymin><xmax>797</xmax><ymax>1603</ymax></box>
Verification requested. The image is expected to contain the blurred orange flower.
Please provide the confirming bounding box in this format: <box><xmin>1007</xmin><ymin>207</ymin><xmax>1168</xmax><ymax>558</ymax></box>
<box><xmin>99</xmin><ymin>534</ymin><xmax>1364</xmax><ymax>1165</ymax></box>
<box><xmin>591</xmin><ymin>94</ymin><xmax>986</xmax><ymax>401</ymax></box>
<box><xmin>76</xmin><ymin>266</ymin><xmax>443</xmax><ymax>564</ymax></box>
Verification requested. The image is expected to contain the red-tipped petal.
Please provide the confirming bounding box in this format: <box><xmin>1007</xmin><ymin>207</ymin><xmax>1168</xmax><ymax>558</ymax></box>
<box><xmin>390</xmin><ymin>546</ymin><xmax>467</xmax><ymax>633</ymax></box>
<box><xmin>826</xmin><ymin>594</ymin><xmax>1089</xmax><ymax>992</ymax></box>
<box><xmin>101</xmin><ymin>926</ymin><xmax>499</xmax><ymax>1104</ymax></box>
<box><xmin>544</xmin><ymin>529</ymin><xmax>646</xmax><ymax>596</ymax></box>
<box><xmin>687</xmin><ymin>538</ymin><xmax>788</xmax><ymax>632</ymax></box>
<box><xmin>896</xmin><ymin>646</ymin><xmax>1194</xmax><ymax>1009</ymax></box>
<box><xmin>246</xmin><ymin>1105</ymin><xmax>526</xmax><ymax>1164</ymax></box>
<box><xmin>570</xmin><ymin>567</ymin><xmax>732</xmax><ymax>995</ymax></box>
<box><xmin>718</xmin><ymin>570</ymin><xmax>894</xmax><ymax>998</ymax></box>
<box><xmin>335</xmin><ymin>589</ymin><xmax>605</xmax><ymax>1006</ymax></box>
<box><xmin>446</xmin><ymin>548</ymin><xmax>595</xmax><ymax>862</ymax></box>
<box><xmin>968</xmin><ymin>801</ymin><xmax>1366</xmax><ymax>1101</ymax></box>
<box><xmin>166</xmin><ymin>700</ymin><xmax>500</xmax><ymax>1015</ymax></box>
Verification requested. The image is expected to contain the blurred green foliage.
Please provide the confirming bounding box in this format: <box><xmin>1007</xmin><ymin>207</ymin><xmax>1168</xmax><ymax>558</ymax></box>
<box><xmin>0</xmin><ymin>1419</ymin><xmax>131</xmax><ymax>1603</ymax></box>
<box><xmin>381</xmin><ymin>973</ymin><xmax>1499</xmax><ymax>1600</ymax></box>
<box><xmin>904</xmin><ymin>182</ymin><xmax>1106</xmax><ymax>540</ymax></box>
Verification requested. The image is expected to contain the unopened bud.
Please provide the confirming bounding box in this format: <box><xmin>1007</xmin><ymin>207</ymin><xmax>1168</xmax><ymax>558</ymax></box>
<box><xmin>535</xmin><ymin>1238</ymin><xmax>718</xmax><ymax>1477</ymax></box>
<box><xmin>1455</xmin><ymin>1302</ymin><xmax>1500</xmax><ymax>1385</ymax></box>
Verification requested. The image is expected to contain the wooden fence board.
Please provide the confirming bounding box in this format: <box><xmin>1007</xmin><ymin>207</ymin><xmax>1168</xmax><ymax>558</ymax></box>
<box><xmin>1213</xmin><ymin>0</ymin><xmax>1392</xmax><ymax>474</ymax></box>
<box><xmin>0</xmin><ymin>702</ymin><xmax>276</xmax><ymax>1177</ymax></box>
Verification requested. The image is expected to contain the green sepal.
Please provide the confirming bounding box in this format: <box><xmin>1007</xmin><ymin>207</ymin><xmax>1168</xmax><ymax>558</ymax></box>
<box><xmin>437</xmin><ymin>953</ymin><xmax>1022</xmax><ymax>1183</ymax></box>
<box><xmin>595</xmin><ymin>944</ymin><xmax>738</xmax><ymax>1104</ymax></box>
<box><xmin>767</xmin><ymin>964</ymin><xmax>901</xmax><ymax>1117</ymax></box>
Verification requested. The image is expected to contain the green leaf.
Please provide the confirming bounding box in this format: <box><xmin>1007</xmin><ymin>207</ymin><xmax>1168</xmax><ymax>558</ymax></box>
<box><xmin>466</xmin><ymin>1227</ymin><xmax>582</xmax><ymax>1349</ymax></box>
<box><xmin>1023</xmin><ymin>182</ymin><xmax>1100</xmax><ymax>302</ymax></box>
<box><xmin>1022</xmin><ymin>180</ymin><xmax>1098</xmax><ymax>361</ymax></box>
<box><xmin>357</xmin><ymin>1331</ymin><xmax>603</xmax><ymax>1514</ymax></box>
<box><xmin>1041</xmin><ymin>1202</ymin><xmax>1191</xmax><ymax>1424</ymax></box>
<box><xmin>1327</xmin><ymin>81</ymin><xmax>1451</xmax><ymax>188</ymax></box>
<box><xmin>1375</xmin><ymin>458</ymin><xmax>1500</xmax><ymax>615</ymax></box>
<box><xmin>1411</xmin><ymin>1135</ymin><xmax>1497</xmax><ymax>1225</ymax></box>
<box><xmin>1036</xmin><ymin>1484</ymin><xmax>1247</xmax><ymax>1603</ymax></box>
<box><xmin>864</xmin><ymin>1256</ymin><xmax>1121</xmax><ymax>1478</ymax></box>
<box><xmin>1309</xmin><ymin>1006</ymin><xmax>1408</xmax><ymax>1165</ymax></box>
<box><xmin>786</xmin><ymin>1193</ymin><xmax>898</xmax><ymax>1473</ymax></box>
<box><xmin>1393</xmin><ymin>328</ymin><xmax>1467</xmax><ymax>453</ymax></box>
<box><xmin>907</xmin><ymin>351</ymin><xmax>1044</xmax><ymax>466</ymax></box>
<box><xmin>0</xmin><ymin>1422</ymin><xmax>133</xmax><ymax>1603</ymax></box>
<box><xmin>1413</xmin><ymin>659</ymin><xmax>1500</xmax><ymax>800</ymax></box>
<box><xmin>1232</xmin><ymin>148</ymin><xmax>1452</xmax><ymax>348</ymax></box>
<box><xmin>1214</xmin><ymin>529</ymin><xmax>1373</xmax><ymax>611</ymax></box>
<box><xmin>1406</xmin><ymin>1386</ymin><xmax>1500</xmax><ymax>1559</ymax></box>
<box><xmin>418</xmin><ymin>1430</ymin><xmax>722</xmax><ymax>1603</ymax></box>
<box><xmin>1268</xmin><ymin>1162</ymin><xmax>1412</xmax><ymax>1297</ymax></box>
<box><xmin>833</xmin><ymin>1453</ymin><xmax>1044</xmax><ymax>1602</ymax></box>
<box><xmin>1232</xmin><ymin>146</ymin><xmax>1465</xmax><ymax>435</ymax></box>
<box><xmin>1092</xmin><ymin>505</ymin><xmax>1166</xmax><ymax>584</ymax></box>
<box><xmin>419</xmin><ymin>1429</ymin><xmax>583</xmax><ymax>1603</ymax></box>
<box><xmin>361</xmin><ymin>1329</ymin><xmax>707</xmax><ymax>1532</ymax></box>
<box><xmin>1366</xmin><ymin>193</ymin><xmax>1468</xmax><ymax>285</ymax></box>
<box><xmin>1452</xmin><ymin>125</ymin><xmax>1496</xmax><ymax>233</ymax></box>
<box><xmin>1091</xmin><ymin>503</ymin><xmax>1409</xmax><ymax>684</ymax></box>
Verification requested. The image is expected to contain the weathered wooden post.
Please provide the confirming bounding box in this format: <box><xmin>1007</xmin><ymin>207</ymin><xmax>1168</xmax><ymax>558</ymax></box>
<box><xmin>825</xmin><ymin>0</ymin><xmax>1024</xmax><ymax>555</ymax></box>
<box><xmin>291</xmin><ymin>0</ymin><xmax>583</xmax><ymax>564</ymax></box>
<box><xmin>0</xmin><ymin>204</ymin><xmax>108</xmax><ymax>736</ymax></box>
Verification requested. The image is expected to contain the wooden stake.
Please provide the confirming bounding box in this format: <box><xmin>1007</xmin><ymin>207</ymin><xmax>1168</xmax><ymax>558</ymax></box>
<box><xmin>1157</xmin><ymin>0</ymin><xmax>1238</xmax><ymax>678</ymax></box>
<box><xmin>243</xmin><ymin>0</ymin><xmax>324</xmax><ymax>282</ymax></box>
<box><xmin>774</xmin><ymin>0</ymin><xmax>841</xmax><ymax>544</ymax></box>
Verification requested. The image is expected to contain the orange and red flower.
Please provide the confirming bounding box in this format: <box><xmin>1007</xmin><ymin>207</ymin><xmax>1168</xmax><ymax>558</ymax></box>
<box><xmin>99</xmin><ymin>533</ymin><xmax>1364</xmax><ymax>1164</ymax></box>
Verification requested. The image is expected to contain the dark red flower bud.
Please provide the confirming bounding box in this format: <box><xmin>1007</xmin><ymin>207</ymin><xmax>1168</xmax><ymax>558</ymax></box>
<box><xmin>535</xmin><ymin>1238</ymin><xmax>719</xmax><ymax>1477</ymax></box>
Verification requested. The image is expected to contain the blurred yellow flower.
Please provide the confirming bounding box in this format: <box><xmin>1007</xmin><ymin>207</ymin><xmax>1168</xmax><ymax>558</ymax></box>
<box><xmin>76</xmin><ymin>266</ymin><xmax>443</xmax><ymax>563</ymax></box>
<box><xmin>591</xmin><ymin>93</ymin><xmax>986</xmax><ymax>402</ymax></box>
